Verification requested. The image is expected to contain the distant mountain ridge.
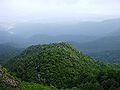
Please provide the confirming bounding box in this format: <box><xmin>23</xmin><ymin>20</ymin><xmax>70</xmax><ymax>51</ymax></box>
<box><xmin>89</xmin><ymin>50</ymin><xmax>120</xmax><ymax>63</ymax></box>
<box><xmin>1</xmin><ymin>18</ymin><xmax>120</xmax><ymax>48</ymax></box>
<box><xmin>77</xmin><ymin>29</ymin><xmax>120</xmax><ymax>53</ymax></box>
<box><xmin>71</xmin><ymin>29</ymin><xmax>120</xmax><ymax>63</ymax></box>
<box><xmin>9</xmin><ymin>18</ymin><xmax>120</xmax><ymax>37</ymax></box>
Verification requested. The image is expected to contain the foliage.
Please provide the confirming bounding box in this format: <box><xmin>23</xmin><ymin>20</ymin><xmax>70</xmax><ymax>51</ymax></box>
<box><xmin>6</xmin><ymin>42</ymin><xmax>102</xmax><ymax>88</ymax></box>
<box><xmin>0</xmin><ymin>66</ymin><xmax>19</xmax><ymax>90</ymax></box>
<box><xmin>21</xmin><ymin>82</ymin><xmax>56</xmax><ymax>90</ymax></box>
<box><xmin>4</xmin><ymin>42</ymin><xmax>120</xmax><ymax>90</ymax></box>
<box><xmin>0</xmin><ymin>44</ymin><xmax>22</xmax><ymax>65</ymax></box>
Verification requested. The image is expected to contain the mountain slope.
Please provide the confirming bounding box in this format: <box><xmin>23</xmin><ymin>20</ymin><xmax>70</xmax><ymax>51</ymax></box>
<box><xmin>0</xmin><ymin>66</ymin><xmax>81</xmax><ymax>90</ymax></box>
<box><xmin>6</xmin><ymin>42</ymin><xmax>110</xmax><ymax>89</ymax></box>
<box><xmin>0</xmin><ymin>44</ymin><xmax>22</xmax><ymax>65</ymax></box>
<box><xmin>0</xmin><ymin>66</ymin><xmax>20</xmax><ymax>90</ymax></box>
<box><xmin>5</xmin><ymin>42</ymin><xmax>120</xmax><ymax>90</ymax></box>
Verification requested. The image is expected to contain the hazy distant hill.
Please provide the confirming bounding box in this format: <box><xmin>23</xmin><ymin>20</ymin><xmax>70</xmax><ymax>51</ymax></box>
<box><xmin>71</xmin><ymin>29</ymin><xmax>120</xmax><ymax>63</ymax></box>
<box><xmin>0</xmin><ymin>18</ymin><xmax>120</xmax><ymax>48</ymax></box>
<box><xmin>10</xmin><ymin>19</ymin><xmax>120</xmax><ymax>38</ymax></box>
<box><xmin>89</xmin><ymin>50</ymin><xmax>120</xmax><ymax>63</ymax></box>
<box><xmin>26</xmin><ymin>34</ymin><xmax>97</xmax><ymax>46</ymax></box>
<box><xmin>0</xmin><ymin>30</ymin><xmax>13</xmax><ymax>44</ymax></box>
<box><xmin>76</xmin><ymin>29</ymin><xmax>120</xmax><ymax>53</ymax></box>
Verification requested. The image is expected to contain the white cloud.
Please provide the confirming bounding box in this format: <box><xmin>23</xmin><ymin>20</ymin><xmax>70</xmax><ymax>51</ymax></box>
<box><xmin>0</xmin><ymin>0</ymin><xmax>120</xmax><ymax>22</ymax></box>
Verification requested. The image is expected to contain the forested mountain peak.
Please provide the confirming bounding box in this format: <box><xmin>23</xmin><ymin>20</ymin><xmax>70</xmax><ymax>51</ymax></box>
<box><xmin>6</xmin><ymin>42</ymin><xmax>103</xmax><ymax>88</ymax></box>
<box><xmin>5</xmin><ymin>42</ymin><xmax>120</xmax><ymax>89</ymax></box>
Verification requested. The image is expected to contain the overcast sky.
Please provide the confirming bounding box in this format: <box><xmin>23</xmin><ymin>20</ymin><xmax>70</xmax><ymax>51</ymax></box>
<box><xmin>0</xmin><ymin>0</ymin><xmax>120</xmax><ymax>23</ymax></box>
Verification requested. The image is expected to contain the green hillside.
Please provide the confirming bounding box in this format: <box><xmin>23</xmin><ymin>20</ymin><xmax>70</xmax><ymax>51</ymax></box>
<box><xmin>0</xmin><ymin>44</ymin><xmax>22</xmax><ymax>65</ymax></box>
<box><xmin>0</xmin><ymin>66</ymin><xmax>56</xmax><ymax>90</ymax></box>
<box><xmin>5</xmin><ymin>42</ymin><xmax>120</xmax><ymax>90</ymax></box>
<box><xmin>0</xmin><ymin>66</ymin><xmax>20</xmax><ymax>90</ymax></box>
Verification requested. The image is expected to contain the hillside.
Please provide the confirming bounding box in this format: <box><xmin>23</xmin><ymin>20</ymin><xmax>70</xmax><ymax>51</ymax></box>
<box><xmin>0</xmin><ymin>65</ymin><xmax>51</xmax><ymax>90</ymax></box>
<box><xmin>0</xmin><ymin>66</ymin><xmax>20</xmax><ymax>90</ymax></box>
<box><xmin>6</xmin><ymin>42</ymin><xmax>100</xmax><ymax>87</ymax></box>
<box><xmin>5</xmin><ymin>42</ymin><xmax>120</xmax><ymax>90</ymax></box>
<box><xmin>0</xmin><ymin>44</ymin><xmax>22</xmax><ymax>65</ymax></box>
<box><xmin>0</xmin><ymin>66</ymin><xmax>81</xmax><ymax>90</ymax></box>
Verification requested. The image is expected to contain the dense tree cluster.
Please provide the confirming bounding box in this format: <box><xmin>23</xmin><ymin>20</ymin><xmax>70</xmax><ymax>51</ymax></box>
<box><xmin>0</xmin><ymin>66</ymin><xmax>19</xmax><ymax>90</ymax></box>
